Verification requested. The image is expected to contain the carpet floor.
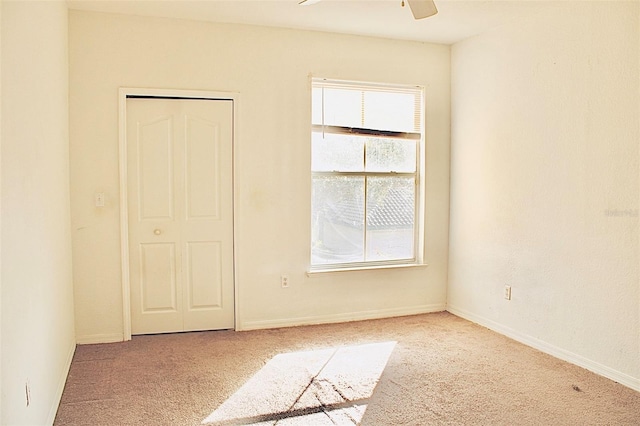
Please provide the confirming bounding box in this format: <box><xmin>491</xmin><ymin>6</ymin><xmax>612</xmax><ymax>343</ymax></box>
<box><xmin>54</xmin><ymin>312</ymin><xmax>640</xmax><ymax>425</ymax></box>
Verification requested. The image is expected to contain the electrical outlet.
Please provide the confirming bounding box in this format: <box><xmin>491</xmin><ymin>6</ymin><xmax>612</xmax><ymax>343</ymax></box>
<box><xmin>281</xmin><ymin>275</ymin><xmax>289</xmax><ymax>288</ymax></box>
<box><xmin>504</xmin><ymin>285</ymin><xmax>512</xmax><ymax>300</ymax></box>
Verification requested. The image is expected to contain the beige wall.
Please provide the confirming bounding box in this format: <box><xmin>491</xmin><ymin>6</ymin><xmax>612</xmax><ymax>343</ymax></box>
<box><xmin>449</xmin><ymin>1</ymin><xmax>640</xmax><ymax>390</ymax></box>
<box><xmin>0</xmin><ymin>0</ymin><xmax>3</xmax><ymax>421</ymax></box>
<box><xmin>1</xmin><ymin>1</ymin><xmax>75</xmax><ymax>424</ymax></box>
<box><xmin>69</xmin><ymin>11</ymin><xmax>451</xmax><ymax>342</ymax></box>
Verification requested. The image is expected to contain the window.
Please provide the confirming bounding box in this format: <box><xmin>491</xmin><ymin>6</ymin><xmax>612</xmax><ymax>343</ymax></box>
<box><xmin>310</xmin><ymin>78</ymin><xmax>424</xmax><ymax>271</ymax></box>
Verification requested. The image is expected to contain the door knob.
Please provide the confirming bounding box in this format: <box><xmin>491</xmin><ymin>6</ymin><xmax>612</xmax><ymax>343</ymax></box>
<box><xmin>154</xmin><ymin>229</ymin><xmax>162</xmax><ymax>235</ymax></box>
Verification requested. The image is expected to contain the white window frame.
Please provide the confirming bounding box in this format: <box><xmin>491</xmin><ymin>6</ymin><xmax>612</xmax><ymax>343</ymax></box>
<box><xmin>309</xmin><ymin>78</ymin><xmax>426</xmax><ymax>272</ymax></box>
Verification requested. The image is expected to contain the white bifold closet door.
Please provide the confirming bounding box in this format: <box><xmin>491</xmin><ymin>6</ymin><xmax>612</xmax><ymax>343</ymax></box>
<box><xmin>127</xmin><ymin>97</ymin><xmax>234</xmax><ymax>335</ymax></box>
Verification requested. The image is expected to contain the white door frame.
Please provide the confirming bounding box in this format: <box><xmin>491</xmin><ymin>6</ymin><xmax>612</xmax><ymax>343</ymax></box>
<box><xmin>118</xmin><ymin>87</ymin><xmax>239</xmax><ymax>341</ymax></box>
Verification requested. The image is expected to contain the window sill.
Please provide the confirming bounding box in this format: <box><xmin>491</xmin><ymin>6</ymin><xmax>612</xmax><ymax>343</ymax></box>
<box><xmin>306</xmin><ymin>262</ymin><xmax>428</xmax><ymax>276</ymax></box>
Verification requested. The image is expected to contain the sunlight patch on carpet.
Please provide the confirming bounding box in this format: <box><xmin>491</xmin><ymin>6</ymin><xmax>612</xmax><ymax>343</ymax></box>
<box><xmin>202</xmin><ymin>341</ymin><xmax>396</xmax><ymax>425</ymax></box>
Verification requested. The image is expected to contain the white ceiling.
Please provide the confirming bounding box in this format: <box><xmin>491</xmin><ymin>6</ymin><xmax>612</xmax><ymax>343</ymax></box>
<box><xmin>67</xmin><ymin>0</ymin><xmax>560</xmax><ymax>45</ymax></box>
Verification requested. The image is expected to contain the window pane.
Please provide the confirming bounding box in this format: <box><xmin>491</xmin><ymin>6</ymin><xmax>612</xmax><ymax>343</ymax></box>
<box><xmin>311</xmin><ymin>176</ymin><xmax>365</xmax><ymax>265</ymax></box>
<box><xmin>366</xmin><ymin>177</ymin><xmax>415</xmax><ymax>261</ymax></box>
<box><xmin>311</xmin><ymin>132</ymin><xmax>364</xmax><ymax>172</ymax></box>
<box><xmin>366</xmin><ymin>138</ymin><xmax>416</xmax><ymax>173</ymax></box>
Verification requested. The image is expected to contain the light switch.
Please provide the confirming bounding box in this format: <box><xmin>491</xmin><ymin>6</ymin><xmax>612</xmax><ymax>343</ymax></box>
<box><xmin>95</xmin><ymin>192</ymin><xmax>105</xmax><ymax>207</ymax></box>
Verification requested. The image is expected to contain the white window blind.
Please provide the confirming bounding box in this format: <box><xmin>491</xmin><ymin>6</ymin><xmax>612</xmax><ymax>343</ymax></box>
<box><xmin>312</xmin><ymin>80</ymin><xmax>422</xmax><ymax>139</ymax></box>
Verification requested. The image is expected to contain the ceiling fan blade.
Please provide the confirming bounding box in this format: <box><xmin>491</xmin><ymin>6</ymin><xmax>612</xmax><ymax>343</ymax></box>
<box><xmin>407</xmin><ymin>0</ymin><xmax>438</xmax><ymax>19</ymax></box>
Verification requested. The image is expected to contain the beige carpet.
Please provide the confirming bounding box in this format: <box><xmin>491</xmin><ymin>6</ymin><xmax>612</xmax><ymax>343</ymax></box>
<box><xmin>54</xmin><ymin>312</ymin><xmax>640</xmax><ymax>425</ymax></box>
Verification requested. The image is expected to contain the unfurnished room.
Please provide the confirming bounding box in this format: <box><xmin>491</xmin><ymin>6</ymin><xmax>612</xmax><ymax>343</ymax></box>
<box><xmin>1</xmin><ymin>0</ymin><xmax>639</xmax><ymax>425</ymax></box>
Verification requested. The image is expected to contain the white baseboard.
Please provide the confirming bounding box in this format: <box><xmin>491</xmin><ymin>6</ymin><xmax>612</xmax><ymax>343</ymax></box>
<box><xmin>239</xmin><ymin>304</ymin><xmax>446</xmax><ymax>331</ymax></box>
<box><xmin>46</xmin><ymin>340</ymin><xmax>76</xmax><ymax>425</ymax></box>
<box><xmin>447</xmin><ymin>304</ymin><xmax>640</xmax><ymax>393</ymax></box>
<box><xmin>76</xmin><ymin>333</ymin><xmax>124</xmax><ymax>345</ymax></box>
